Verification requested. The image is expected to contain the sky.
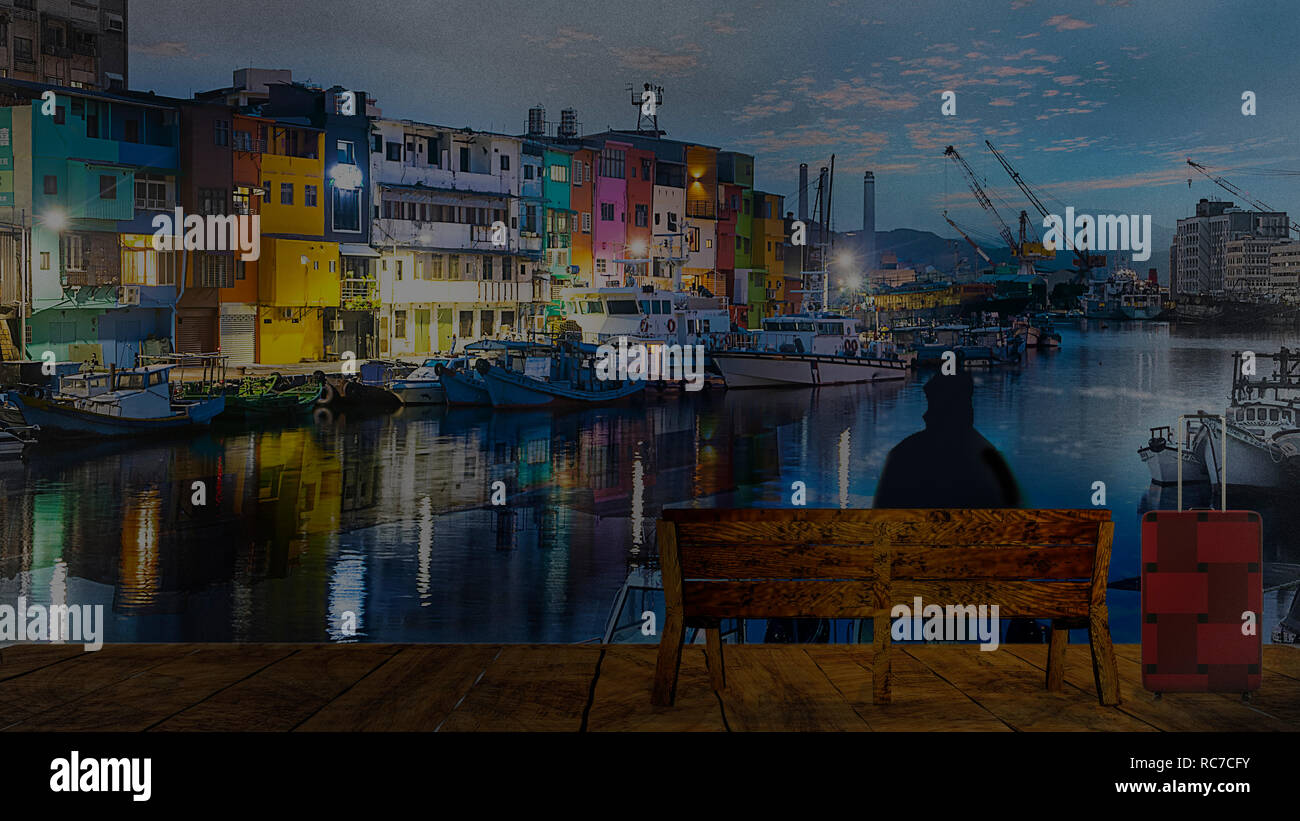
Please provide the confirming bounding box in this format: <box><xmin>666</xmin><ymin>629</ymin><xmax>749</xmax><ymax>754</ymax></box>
<box><xmin>130</xmin><ymin>0</ymin><xmax>1300</xmax><ymax>271</ymax></box>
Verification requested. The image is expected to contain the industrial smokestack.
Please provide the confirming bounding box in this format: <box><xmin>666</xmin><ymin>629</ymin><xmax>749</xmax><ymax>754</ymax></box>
<box><xmin>798</xmin><ymin>163</ymin><xmax>809</xmax><ymax>223</ymax></box>
<box><xmin>863</xmin><ymin>171</ymin><xmax>876</xmax><ymax>272</ymax></box>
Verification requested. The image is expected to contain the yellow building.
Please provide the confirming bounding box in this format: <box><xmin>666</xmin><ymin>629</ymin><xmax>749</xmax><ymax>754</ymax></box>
<box><xmin>256</xmin><ymin>123</ymin><xmax>337</xmax><ymax>362</ymax></box>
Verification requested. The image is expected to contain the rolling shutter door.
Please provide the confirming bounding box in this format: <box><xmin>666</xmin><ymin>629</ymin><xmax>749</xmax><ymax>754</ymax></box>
<box><xmin>220</xmin><ymin>310</ymin><xmax>256</xmax><ymax>365</ymax></box>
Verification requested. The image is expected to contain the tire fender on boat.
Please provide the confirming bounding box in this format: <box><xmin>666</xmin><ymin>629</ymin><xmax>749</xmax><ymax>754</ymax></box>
<box><xmin>475</xmin><ymin>358</ymin><xmax>493</xmax><ymax>376</ymax></box>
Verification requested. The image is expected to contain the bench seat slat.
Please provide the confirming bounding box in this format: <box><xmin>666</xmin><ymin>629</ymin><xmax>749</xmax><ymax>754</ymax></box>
<box><xmin>682</xmin><ymin>580</ymin><xmax>1091</xmax><ymax>619</ymax></box>
<box><xmin>673</xmin><ymin>519</ymin><xmax>1102</xmax><ymax>548</ymax></box>
<box><xmin>680</xmin><ymin>545</ymin><xmax>1096</xmax><ymax>580</ymax></box>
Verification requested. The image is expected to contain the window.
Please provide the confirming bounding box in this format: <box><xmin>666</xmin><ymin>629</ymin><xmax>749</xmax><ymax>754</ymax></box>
<box><xmin>458</xmin><ymin>146</ymin><xmax>471</xmax><ymax>171</ymax></box>
<box><xmin>395</xmin><ymin>259</ymin><xmax>404</xmax><ymax>280</ymax></box>
<box><xmin>15</xmin><ymin>38</ymin><xmax>32</xmax><ymax>62</ymax></box>
<box><xmin>430</xmin><ymin>256</ymin><xmax>444</xmax><ymax>279</ymax></box>
<box><xmin>595</xmin><ymin>259</ymin><xmax>607</xmax><ymax>274</ymax></box>
<box><xmin>333</xmin><ymin>187</ymin><xmax>360</xmax><ymax>232</ymax></box>
<box><xmin>599</xmin><ymin>147</ymin><xmax>625</xmax><ymax>179</ymax></box>
<box><xmin>524</xmin><ymin>165</ymin><xmax>534</xmax><ymax>180</ymax></box>
<box><xmin>123</xmin><ymin>119</ymin><xmax>139</xmax><ymax>143</ymax></box>
<box><xmin>195</xmin><ymin>254</ymin><xmax>234</xmax><ymax>288</ymax></box>
<box><xmin>43</xmin><ymin>175</ymin><xmax>57</xmax><ymax>195</ymax></box>
<box><xmin>386</xmin><ymin>142</ymin><xmax>402</xmax><ymax>161</ymax></box>
<box><xmin>62</xmin><ymin>234</ymin><xmax>88</xmax><ymax>272</ymax></box>
<box><xmin>214</xmin><ymin>120</ymin><xmax>230</xmax><ymax>147</ymax></box>
<box><xmin>372</xmin><ymin>134</ymin><xmax>382</xmax><ymax>153</ymax></box>
<box><xmin>635</xmin><ymin>204</ymin><xmax>648</xmax><ymax>227</ymax></box>
<box><xmin>641</xmin><ymin>158</ymin><xmax>652</xmax><ymax>180</ymax></box>
<box><xmin>98</xmin><ymin>175</ymin><xmax>116</xmax><ymax>199</ymax></box>
<box><xmin>500</xmin><ymin>154</ymin><xmax>510</xmax><ymax>171</ymax></box>
<box><xmin>394</xmin><ymin>310</ymin><xmax>407</xmax><ymax>339</ymax></box>
<box><xmin>337</xmin><ymin>140</ymin><xmax>355</xmax><ymax>165</ymax></box>
<box><xmin>668</xmin><ymin>212</ymin><xmax>678</xmax><ymax>232</ymax></box>
<box><xmin>572</xmin><ymin>161</ymin><xmax>582</xmax><ymax>185</ymax></box>
<box><xmin>582</xmin><ymin>212</ymin><xmax>591</xmax><ymax>233</ymax></box>
<box><xmin>40</xmin><ymin>251</ymin><xmax>50</xmax><ymax>270</ymax></box>
<box><xmin>280</xmin><ymin>183</ymin><xmax>293</xmax><ymax>205</ymax></box>
<box><xmin>305</xmin><ymin>185</ymin><xmax>317</xmax><ymax>207</ymax></box>
<box><xmin>549</xmin><ymin>164</ymin><xmax>569</xmax><ymax>183</ymax></box>
<box><xmin>600</xmin><ymin>203</ymin><xmax>614</xmax><ymax>222</ymax></box>
<box><xmin>449</xmin><ymin>255</ymin><xmax>461</xmax><ymax>280</ymax></box>
<box><xmin>199</xmin><ymin>187</ymin><xmax>226</xmax><ymax>215</ymax></box>
<box><xmin>483</xmin><ymin>255</ymin><xmax>495</xmax><ymax>280</ymax></box>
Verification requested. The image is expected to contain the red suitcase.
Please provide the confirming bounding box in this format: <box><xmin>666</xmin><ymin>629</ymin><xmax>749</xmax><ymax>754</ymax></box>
<box><xmin>1141</xmin><ymin>414</ymin><xmax>1262</xmax><ymax>696</ymax></box>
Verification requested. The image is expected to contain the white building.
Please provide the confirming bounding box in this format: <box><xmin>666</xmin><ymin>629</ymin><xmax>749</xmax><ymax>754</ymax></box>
<box><xmin>1269</xmin><ymin>241</ymin><xmax>1300</xmax><ymax>302</ymax></box>
<box><xmin>1173</xmin><ymin>199</ymin><xmax>1289</xmax><ymax>295</ymax></box>
<box><xmin>1224</xmin><ymin>237</ymin><xmax>1283</xmax><ymax>297</ymax></box>
<box><xmin>369</xmin><ymin>120</ymin><xmax>541</xmax><ymax>355</ymax></box>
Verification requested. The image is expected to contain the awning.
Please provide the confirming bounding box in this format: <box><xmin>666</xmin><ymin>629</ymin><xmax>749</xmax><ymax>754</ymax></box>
<box><xmin>338</xmin><ymin>243</ymin><xmax>379</xmax><ymax>258</ymax></box>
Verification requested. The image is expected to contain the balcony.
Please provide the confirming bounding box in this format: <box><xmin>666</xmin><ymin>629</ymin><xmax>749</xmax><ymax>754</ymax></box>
<box><xmin>341</xmin><ymin>277</ymin><xmax>378</xmax><ymax>310</ymax></box>
<box><xmin>686</xmin><ymin>201</ymin><xmax>716</xmax><ymax>220</ymax></box>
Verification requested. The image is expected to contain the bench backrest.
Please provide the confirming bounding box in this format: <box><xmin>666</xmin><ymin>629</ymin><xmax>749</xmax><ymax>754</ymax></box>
<box><xmin>658</xmin><ymin>508</ymin><xmax>1114</xmax><ymax>623</ymax></box>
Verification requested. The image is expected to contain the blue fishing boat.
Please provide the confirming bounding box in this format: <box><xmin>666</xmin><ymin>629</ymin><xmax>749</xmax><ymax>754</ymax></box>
<box><xmin>436</xmin><ymin>341</ymin><xmax>549</xmax><ymax>407</ymax></box>
<box><xmin>3</xmin><ymin>364</ymin><xmax>225</xmax><ymax>437</ymax></box>
<box><xmin>476</xmin><ymin>342</ymin><xmax>646</xmax><ymax>408</ymax></box>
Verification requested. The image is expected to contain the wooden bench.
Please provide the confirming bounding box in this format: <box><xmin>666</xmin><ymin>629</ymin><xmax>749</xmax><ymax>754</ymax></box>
<box><xmin>650</xmin><ymin>508</ymin><xmax>1119</xmax><ymax>707</ymax></box>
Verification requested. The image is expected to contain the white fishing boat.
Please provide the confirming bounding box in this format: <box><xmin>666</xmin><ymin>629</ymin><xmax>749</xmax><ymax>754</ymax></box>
<box><xmin>712</xmin><ymin>313</ymin><xmax>908</xmax><ymax>388</ymax></box>
<box><xmin>0</xmin><ymin>424</ymin><xmax>38</xmax><ymax>458</ymax></box>
<box><xmin>389</xmin><ymin>358</ymin><xmax>448</xmax><ymax>405</ymax></box>
<box><xmin>1138</xmin><ymin>424</ymin><xmax>1208</xmax><ymax>485</ymax></box>
<box><xmin>556</xmin><ymin>285</ymin><xmax>731</xmax><ymax>347</ymax></box>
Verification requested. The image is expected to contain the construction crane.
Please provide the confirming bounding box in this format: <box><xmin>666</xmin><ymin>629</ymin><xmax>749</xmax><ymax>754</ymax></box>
<box><xmin>1187</xmin><ymin>159</ymin><xmax>1300</xmax><ymax>237</ymax></box>
<box><xmin>944</xmin><ymin>145</ymin><xmax>1047</xmax><ymax>277</ymax></box>
<box><xmin>942</xmin><ymin>211</ymin><xmax>992</xmax><ymax>264</ymax></box>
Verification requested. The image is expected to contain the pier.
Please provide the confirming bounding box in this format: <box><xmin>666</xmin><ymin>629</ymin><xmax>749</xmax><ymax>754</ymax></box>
<box><xmin>2</xmin><ymin>643</ymin><xmax>1297</xmax><ymax>732</ymax></box>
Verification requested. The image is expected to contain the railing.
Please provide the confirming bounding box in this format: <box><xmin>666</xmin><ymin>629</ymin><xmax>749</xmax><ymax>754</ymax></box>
<box><xmin>686</xmin><ymin>201</ymin><xmax>715</xmax><ymax>219</ymax></box>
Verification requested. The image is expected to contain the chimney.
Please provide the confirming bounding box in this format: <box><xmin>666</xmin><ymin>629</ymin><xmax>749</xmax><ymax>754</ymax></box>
<box><xmin>798</xmin><ymin>163</ymin><xmax>809</xmax><ymax>223</ymax></box>
<box><xmin>863</xmin><ymin>171</ymin><xmax>876</xmax><ymax>272</ymax></box>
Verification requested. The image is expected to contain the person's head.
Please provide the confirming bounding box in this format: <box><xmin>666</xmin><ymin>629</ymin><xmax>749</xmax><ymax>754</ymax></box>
<box><xmin>922</xmin><ymin>370</ymin><xmax>975</xmax><ymax>430</ymax></box>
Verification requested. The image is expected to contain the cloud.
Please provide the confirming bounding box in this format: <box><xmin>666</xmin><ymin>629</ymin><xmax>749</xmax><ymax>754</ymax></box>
<box><xmin>612</xmin><ymin>46</ymin><xmax>700</xmax><ymax>76</ymax></box>
<box><xmin>989</xmin><ymin>97</ymin><xmax>1017</xmax><ymax>107</ymax></box>
<box><xmin>704</xmin><ymin>12</ymin><xmax>742</xmax><ymax>35</ymax></box>
<box><xmin>1043</xmin><ymin>14</ymin><xmax>1095</xmax><ymax>31</ymax></box>
<box><xmin>807</xmin><ymin>79</ymin><xmax>920</xmax><ymax>111</ymax></box>
<box><xmin>131</xmin><ymin>41</ymin><xmax>192</xmax><ymax>57</ymax></box>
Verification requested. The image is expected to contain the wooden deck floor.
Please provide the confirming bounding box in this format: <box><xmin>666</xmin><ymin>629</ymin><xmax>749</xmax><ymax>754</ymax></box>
<box><xmin>1</xmin><ymin>643</ymin><xmax>1297</xmax><ymax>732</ymax></box>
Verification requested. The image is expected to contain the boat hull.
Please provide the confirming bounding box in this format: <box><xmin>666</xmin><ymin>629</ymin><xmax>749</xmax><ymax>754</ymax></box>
<box><xmin>6</xmin><ymin>392</ymin><xmax>224</xmax><ymax>437</ymax></box>
<box><xmin>440</xmin><ymin>369</ymin><xmax>493</xmax><ymax>406</ymax></box>
<box><xmin>1200</xmin><ymin>419</ymin><xmax>1296</xmax><ymax>488</ymax></box>
<box><xmin>389</xmin><ymin>380</ymin><xmax>446</xmax><ymax>405</ymax></box>
<box><xmin>1138</xmin><ymin>442</ymin><xmax>1206</xmax><ymax>485</ymax></box>
<box><xmin>711</xmin><ymin>352</ymin><xmax>907</xmax><ymax>388</ymax></box>
<box><xmin>480</xmin><ymin>365</ymin><xmax>646</xmax><ymax>408</ymax></box>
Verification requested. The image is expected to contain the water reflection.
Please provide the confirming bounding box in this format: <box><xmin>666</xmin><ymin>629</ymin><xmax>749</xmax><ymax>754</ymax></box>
<box><xmin>0</xmin><ymin>321</ymin><xmax>1296</xmax><ymax>643</ymax></box>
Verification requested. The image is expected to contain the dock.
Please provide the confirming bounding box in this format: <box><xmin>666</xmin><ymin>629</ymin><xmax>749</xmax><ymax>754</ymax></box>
<box><xmin>2</xmin><ymin>643</ymin><xmax>1297</xmax><ymax>731</ymax></box>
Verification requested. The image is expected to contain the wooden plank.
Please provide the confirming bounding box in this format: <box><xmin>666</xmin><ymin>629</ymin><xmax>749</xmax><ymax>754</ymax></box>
<box><xmin>152</xmin><ymin>644</ymin><xmax>401</xmax><ymax>732</ymax></box>
<box><xmin>0</xmin><ymin>644</ymin><xmax>191</xmax><ymax>729</ymax></box>
<box><xmin>652</xmin><ymin>520</ymin><xmax>685</xmax><ymax>706</ymax></box>
<box><xmin>438</xmin><ymin>646</ymin><xmax>602</xmax><ymax>732</ymax></box>
<box><xmin>667</xmin><ymin>509</ymin><xmax>1107</xmax><ymax>547</ymax></box>
<box><xmin>714</xmin><ymin>646</ymin><xmax>870</xmax><ymax>732</ymax></box>
<box><xmin>0</xmin><ymin>644</ymin><xmax>85</xmax><ymax>683</ymax></box>
<box><xmin>1008</xmin><ymin>644</ymin><xmax>1292</xmax><ymax>732</ymax></box>
<box><xmin>296</xmin><ymin>645</ymin><xmax>500</xmax><ymax>732</ymax></box>
<box><xmin>680</xmin><ymin>545</ymin><xmax>1094</xmax><ymax>581</ymax></box>
<box><xmin>905</xmin><ymin>645</ymin><xmax>1157</xmax><ymax>731</ymax></box>
<box><xmin>1262</xmin><ymin>645</ymin><xmax>1300</xmax><ymax>681</ymax></box>
<box><xmin>1088</xmin><ymin>521</ymin><xmax>1121</xmax><ymax>705</ymax></box>
<box><xmin>805</xmin><ymin>645</ymin><xmax>1011</xmax><ymax>732</ymax></box>
<box><xmin>7</xmin><ymin>645</ymin><xmax>297</xmax><ymax>732</ymax></box>
<box><xmin>682</xmin><ymin>580</ymin><xmax>1090</xmax><ymax>619</ymax></box>
<box><xmin>587</xmin><ymin>646</ymin><xmax>726</xmax><ymax>732</ymax></box>
<box><xmin>873</xmin><ymin>523</ymin><xmax>892</xmax><ymax>704</ymax></box>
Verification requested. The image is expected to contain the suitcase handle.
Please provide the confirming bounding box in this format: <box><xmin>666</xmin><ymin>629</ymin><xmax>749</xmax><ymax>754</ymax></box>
<box><xmin>1178</xmin><ymin>413</ymin><xmax>1226</xmax><ymax>512</ymax></box>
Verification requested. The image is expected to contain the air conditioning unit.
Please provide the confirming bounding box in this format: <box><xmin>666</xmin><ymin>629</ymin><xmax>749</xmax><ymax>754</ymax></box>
<box><xmin>279</xmin><ymin>307</ymin><xmax>295</xmax><ymax>320</ymax></box>
<box><xmin>329</xmin><ymin>319</ymin><xmax>344</xmax><ymax>332</ymax></box>
<box><xmin>118</xmin><ymin>285</ymin><xmax>141</xmax><ymax>306</ymax></box>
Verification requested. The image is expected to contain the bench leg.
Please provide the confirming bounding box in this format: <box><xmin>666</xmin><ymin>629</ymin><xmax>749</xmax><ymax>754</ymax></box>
<box><xmin>1046</xmin><ymin>619</ymin><xmax>1069</xmax><ymax>692</ymax></box>
<box><xmin>1088</xmin><ymin>611</ymin><xmax>1121</xmax><ymax>706</ymax></box>
<box><xmin>872</xmin><ymin>612</ymin><xmax>892</xmax><ymax>705</ymax></box>
<box><xmin>651</xmin><ymin>614</ymin><xmax>686</xmax><ymax>706</ymax></box>
<box><xmin>705</xmin><ymin>625</ymin><xmax>725</xmax><ymax>691</ymax></box>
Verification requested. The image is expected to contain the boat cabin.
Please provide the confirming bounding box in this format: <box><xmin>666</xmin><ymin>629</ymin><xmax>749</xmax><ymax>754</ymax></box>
<box><xmin>754</xmin><ymin>314</ymin><xmax>862</xmax><ymax>356</ymax></box>
<box><xmin>558</xmin><ymin>286</ymin><xmax>729</xmax><ymax>345</ymax></box>
<box><xmin>58</xmin><ymin>372</ymin><xmax>114</xmax><ymax>400</ymax></box>
<box><xmin>70</xmin><ymin>365</ymin><xmax>176</xmax><ymax>419</ymax></box>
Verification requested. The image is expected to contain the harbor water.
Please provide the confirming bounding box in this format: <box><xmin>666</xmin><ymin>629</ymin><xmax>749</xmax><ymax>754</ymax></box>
<box><xmin>2</xmin><ymin>319</ymin><xmax>1298</xmax><ymax>643</ymax></box>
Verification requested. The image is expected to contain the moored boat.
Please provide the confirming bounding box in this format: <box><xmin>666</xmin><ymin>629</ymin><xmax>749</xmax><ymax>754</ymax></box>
<box><xmin>476</xmin><ymin>342</ymin><xmax>646</xmax><ymax>408</ymax></box>
<box><xmin>389</xmin><ymin>358</ymin><xmax>450</xmax><ymax>405</ymax></box>
<box><xmin>712</xmin><ymin>313</ymin><xmax>908</xmax><ymax>388</ymax></box>
<box><xmin>0</xmin><ymin>423</ymin><xmax>38</xmax><ymax>458</ymax></box>
<box><xmin>1137</xmin><ymin>424</ymin><xmax>1208</xmax><ymax>485</ymax></box>
<box><xmin>3</xmin><ymin>364</ymin><xmax>224</xmax><ymax>437</ymax></box>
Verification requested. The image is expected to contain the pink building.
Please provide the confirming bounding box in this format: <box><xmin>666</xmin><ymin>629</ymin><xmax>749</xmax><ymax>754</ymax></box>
<box><xmin>593</xmin><ymin>140</ymin><xmax>630</xmax><ymax>286</ymax></box>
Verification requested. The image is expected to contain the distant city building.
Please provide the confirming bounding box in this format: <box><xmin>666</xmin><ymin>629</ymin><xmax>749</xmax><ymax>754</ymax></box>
<box><xmin>1224</xmin><ymin>236</ymin><xmax>1283</xmax><ymax>297</ymax></box>
<box><xmin>1269</xmin><ymin>241</ymin><xmax>1300</xmax><ymax>302</ymax></box>
<box><xmin>1</xmin><ymin>0</ymin><xmax>128</xmax><ymax>91</ymax></box>
<box><xmin>1173</xmin><ymin>199</ymin><xmax>1289</xmax><ymax>295</ymax></box>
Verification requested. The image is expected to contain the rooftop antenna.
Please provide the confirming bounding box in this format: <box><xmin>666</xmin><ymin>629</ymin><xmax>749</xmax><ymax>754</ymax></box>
<box><xmin>629</xmin><ymin>83</ymin><xmax>664</xmax><ymax>135</ymax></box>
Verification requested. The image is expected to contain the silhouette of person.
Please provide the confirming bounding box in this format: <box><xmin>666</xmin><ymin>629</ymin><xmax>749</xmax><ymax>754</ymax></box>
<box><xmin>873</xmin><ymin>369</ymin><xmax>1044</xmax><ymax>642</ymax></box>
<box><xmin>874</xmin><ymin>370</ymin><xmax>1020</xmax><ymax>508</ymax></box>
